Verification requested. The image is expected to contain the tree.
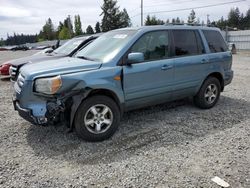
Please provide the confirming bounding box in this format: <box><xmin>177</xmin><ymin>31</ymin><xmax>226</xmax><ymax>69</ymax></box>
<box><xmin>176</xmin><ymin>17</ymin><xmax>181</xmax><ymax>23</ymax></box>
<box><xmin>39</xmin><ymin>18</ymin><xmax>56</xmax><ymax>40</ymax></box>
<box><xmin>5</xmin><ymin>33</ymin><xmax>37</xmax><ymax>45</ymax></box>
<box><xmin>188</xmin><ymin>9</ymin><xmax>196</xmax><ymax>23</ymax></box>
<box><xmin>119</xmin><ymin>8</ymin><xmax>131</xmax><ymax>28</ymax></box>
<box><xmin>95</xmin><ymin>22</ymin><xmax>101</xmax><ymax>33</ymax></box>
<box><xmin>74</xmin><ymin>15</ymin><xmax>83</xmax><ymax>36</ymax></box>
<box><xmin>145</xmin><ymin>15</ymin><xmax>165</xmax><ymax>25</ymax></box>
<box><xmin>57</xmin><ymin>22</ymin><xmax>64</xmax><ymax>34</ymax></box>
<box><xmin>0</xmin><ymin>38</ymin><xmax>5</xmax><ymax>46</ymax></box>
<box><xmin>58</xmin><ymin>26</ymin><xmax>71</xmax><ymax>39</ymax></box>
<box><xmin>244</xmin><ymin>8</ymin><xmax>250</xmax><ymax>29</ymax></box>
<box><xmin>100</xmin><ymin>0</ymin><xmax>131</xmax><ymax>31</ymax></box>
<box><xmin>63</xmin><ymin>15</ymin><xmax>74</xmax><ymax>38</ymax></box>
<box><xmin>228</xmin><ymin>7</ymin><xmax>240</xmax><ymax>28</ymax></box>
<box><xmin>100</xmin><ymin>0</ymin><xmax>121</xmax><ymax>31</ymax></box>
<box><xmin>86</xmin><ymin>25</ymin><xmax>94</xmax><ymax>34</ymax></box>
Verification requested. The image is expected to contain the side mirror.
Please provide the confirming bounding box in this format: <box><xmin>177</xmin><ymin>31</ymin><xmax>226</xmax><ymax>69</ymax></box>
<box><xmin>127</xmin><ymin>52</ymin><xmax>144</xmax><ymax>65</ymax></box>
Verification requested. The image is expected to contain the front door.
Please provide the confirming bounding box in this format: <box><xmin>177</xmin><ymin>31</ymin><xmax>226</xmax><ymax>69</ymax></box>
<box><xmin>123</xmin><ymin>31</ymin><xmax>174</xmax><ymax>109</ymax></box>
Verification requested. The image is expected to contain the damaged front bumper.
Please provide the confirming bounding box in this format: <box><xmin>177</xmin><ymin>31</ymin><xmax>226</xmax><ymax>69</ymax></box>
<box><xmin>13</xmin><ymin>100</ymin><xmax>47</xmax><ymax>125</ymax></box>
<box><xmin>13</xmin><ymin>89</ymin><xmax>86</xmax><ymax>127</ymax></box>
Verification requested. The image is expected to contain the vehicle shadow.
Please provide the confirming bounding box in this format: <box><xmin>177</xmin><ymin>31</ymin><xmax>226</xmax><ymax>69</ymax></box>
<box><xmin>26</xmin><ymin>96</ymin><xmax>250</xmax><ymax>164</ymax></box>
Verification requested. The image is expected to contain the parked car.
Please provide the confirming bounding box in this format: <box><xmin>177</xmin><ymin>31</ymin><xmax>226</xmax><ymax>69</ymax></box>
<box><xmin>13</xmin><ymin>26</ymin><xmax>233</xmax><ymax>142</ymax></box>
<box><xmin>0</xmin><ymin>34</ymin><xmax>101</xmax><ymax>80</ymax></box>
<box><xmin>11</xmin><ymin>45</ymin><xmax>29</xmax><ymax>51</ymax></box>
<box><xmin>0</xmin><ymin>62</ymin><xmax>11</xmax><ymax>78</ymax></box>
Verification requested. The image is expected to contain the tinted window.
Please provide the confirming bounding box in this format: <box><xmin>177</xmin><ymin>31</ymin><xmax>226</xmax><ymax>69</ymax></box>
<box><xmin>202</xmin><ymin>30</ymin><xmax>228</xmax><ymax>53</ymax></box>
<box><xmin>131</xmin><ymin>31</ymin><xmax>169</xmax><ymax>61</ymax></box>
<box><xmin>173</xmin><ymin>30</ymin><xmax>204</xmax><ymax>56</ymax></box>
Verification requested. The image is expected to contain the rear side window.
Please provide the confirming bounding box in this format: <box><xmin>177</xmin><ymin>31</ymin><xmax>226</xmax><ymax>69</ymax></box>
<box><xmin>131</xmin><ymin>31</ymin><xmax>169</xmax><ymax>62</ymax></box>
<box><xmin>172</xmin><ymin>30</ymin><xmax>204</xmax><ymax>56</ymax></box>
<box><xmin>202</xmin><ymin>30</ymin><xmax>228</xmax><ymax>53</ymax></box>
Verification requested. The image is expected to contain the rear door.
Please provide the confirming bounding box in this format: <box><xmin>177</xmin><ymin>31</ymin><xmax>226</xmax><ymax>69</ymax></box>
<box><xmin>171</xmin><ymin>29</ymin><xmax>209</xmax><ymax>98</ymax></box>
<box><xmin>202</xmin><ymin>30</ymin><xmax>232</xmax><ymax>72</ymax></box>
<box><xmin>123</xmin><ymin>30</ymin><xmax>174</xmax><ymax>108</ymax></box>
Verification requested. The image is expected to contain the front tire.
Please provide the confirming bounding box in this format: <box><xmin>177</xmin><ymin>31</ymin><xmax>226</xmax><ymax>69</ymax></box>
<box><xmin>194</xmin><ymin>77</ymin><xmax>221</xmax><ymax>109</ymax></box>
<box><xmin>74</xmin><ymin>95</ymin><xmax>120</xmax><ymax>142</ymax></box>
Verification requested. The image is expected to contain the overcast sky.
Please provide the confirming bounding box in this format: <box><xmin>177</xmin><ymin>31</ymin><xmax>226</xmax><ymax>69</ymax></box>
<box><xmin>0</xmin><ymin>0</ymin><xmax>249</xmax><ymax>39</ymax></box>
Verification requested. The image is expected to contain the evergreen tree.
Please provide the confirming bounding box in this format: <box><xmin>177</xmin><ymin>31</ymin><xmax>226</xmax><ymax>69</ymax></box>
<box><xmin>228</xmin><ymin>7</ymin><xmax>240</xmax><ymax>28</ymax></box>
<box><xmin>58</xmin><ymin>26</ymin><xmax>71</xmax><ymax>39</ymax></box>
<box><xmin>0</xmin><ymin>38</ymin><xmax>5</xmax><ymax>46</ymax></box>
<box><xmin>39</xmin><ymin>18</ymin><xmax>56</xmax><ymax>40</ymax></box>
<box><xmin>100</xmin><ymin>0</ymin><xmax>131</xmax><ymax>31</ymax></box>
<box><xmin>100</xmin><ymin>0</ymin><xmax>121</xmax><ymax>31</ymax></box>
<box><xmin>95</xmin><ymin>22</ymin><xmax>101</xmax><ymax>33</ymax></box>
<box><xmin>172</xmin><ymin>18</ymin><xmax>176</xmax><ymax>24</ymax></box>
<box><xmin>188</xmin><ymin>9</ymin><xmax>196</xmax><ymax>23</ymax></box>
<box><xmin>63</xmin><ymin>15</ymin><xmax>74</xmax><ymax>37</ymax></box>
<box><xmin>74</xmin><ymin>15</ymin><xmax>83</xmax><ymax>36</ymax></box>
<box><xmin>119</xmin><ymin>8</ymin><xmax>131</xmax><ymax>28</ymax></box>
<box><xmin>176</xmin><ymin>17</ymin><xmax>181</xmax><ymax>23</ymax></box>
<box><xmin>145</xmin><ymin>15</ymin><xmax>165</xmax><ymax>25</ymax></box>
<box><xmin>245</xmin><ymin>9</ymin><xmax>250</xmax><ymax>29</ymax></box>
<box><xmin>166</xmin><ymin>19</ymin><xmax>170</xmax><ymax>24</ymax></box>
<box><xmin>86</xmin><ymin>25</ymin><xmax>94</xmax><ymax>34</ymax></box>
<box><xmin>5</xmin><ymin>33</ymin><xmax>37</xmax><ymax>45</ymax></box>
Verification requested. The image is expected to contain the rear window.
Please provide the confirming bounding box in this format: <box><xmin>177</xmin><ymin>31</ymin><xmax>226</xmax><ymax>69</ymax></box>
<box><xmin>172</xmin><ymin>30</ymin><xmax>204</xmax><ymax>56</ymax></box>
<box><xmin>202</xmin><ymin>30</ymin><xmax>228</xmax><ymax>53</ymax></box>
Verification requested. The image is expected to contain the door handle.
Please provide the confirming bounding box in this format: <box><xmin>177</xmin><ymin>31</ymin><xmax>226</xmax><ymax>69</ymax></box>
<box><xmin>161</xmin><ymin>64</ymin><xmax>173</xmax><ymax>70</ymax></box>
<box><xmin>201</xmin><ymin>59</ymin><xmax>209</xmax><ymax>64</ymax></box>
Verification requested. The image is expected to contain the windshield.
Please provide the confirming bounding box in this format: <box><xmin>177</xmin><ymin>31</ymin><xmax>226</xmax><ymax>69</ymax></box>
<box><xmin>54</xmin><ymin>38</ymin><xmax>86</xmax><ymax>55</ymax></box>
<box><xmin>75</xmin><ymin>30</ymin><xmax>137</xmax><ymax>63</ymax></box>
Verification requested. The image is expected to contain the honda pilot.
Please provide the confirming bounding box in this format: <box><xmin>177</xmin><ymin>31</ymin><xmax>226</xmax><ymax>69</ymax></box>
<box><xmin>13</xmin><ymin>26</ymin><xmax>233</xmax><ymax>141</ymax></box>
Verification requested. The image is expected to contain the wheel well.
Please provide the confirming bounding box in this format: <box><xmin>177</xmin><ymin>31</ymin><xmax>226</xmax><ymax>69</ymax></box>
<box><xmin>207</xmin><ymin>72</ymin><xmax>224</xmax><ymax>91</ymax></box>
<box><xmin>87</xmin><ymin>89</ymin><xmax>122</xmax><ymax>112</ymax></box>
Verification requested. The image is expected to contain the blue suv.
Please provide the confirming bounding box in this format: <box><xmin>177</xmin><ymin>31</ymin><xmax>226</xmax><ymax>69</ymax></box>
<box><xmin>13</xmin><ymin>26</ymin><xmax>233</xmax><ymax>141</ymax></box>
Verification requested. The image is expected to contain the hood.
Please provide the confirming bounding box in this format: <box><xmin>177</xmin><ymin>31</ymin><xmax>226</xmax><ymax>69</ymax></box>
<box><xmin>9</xmin><ymin>53</ymin><xmax>65</xmax><ymax>67</ymax></box>
<box><xmin>20</xmin><ymin>57</ymin><xmax>102</xmax><ymax>80</ymax></box>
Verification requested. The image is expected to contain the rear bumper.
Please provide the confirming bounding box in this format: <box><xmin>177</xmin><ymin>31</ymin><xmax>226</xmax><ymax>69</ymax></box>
<box><xmin>224</xmin><ymin>70</ymin><xmax>234</xmax><ymax>86</ymax></box>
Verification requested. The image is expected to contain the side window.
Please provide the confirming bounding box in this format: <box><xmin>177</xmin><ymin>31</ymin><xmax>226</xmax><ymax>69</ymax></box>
<box><xmin>202</xmin><ymin>30</ymin><xmax>228</xmax><ymax>53</ymax></box>
<box><xmin>131</xmin><ymin>31</ymin><xmax>169</xmax><ymax>62</ymax></box>
<box><xmin>173</xmin><ymin>30</ymin><xmax>203</xmax><ymax>56</ymax></box>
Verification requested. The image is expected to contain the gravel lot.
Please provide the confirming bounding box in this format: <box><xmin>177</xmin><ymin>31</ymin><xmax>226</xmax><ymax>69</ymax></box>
<box><xmin>0</xmin><ymin>51</ymin><xmax>250</xmax><ymax>187</ymax></box>
<box><xmin>0</xmin><ymin>50</ymin><xmax>38</xmax><ymax>65</ymax></box>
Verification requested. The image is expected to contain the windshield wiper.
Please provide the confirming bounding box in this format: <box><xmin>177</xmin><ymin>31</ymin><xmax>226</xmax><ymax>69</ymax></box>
<box><xmin>77</xmin><ymin>56</ymin><xmax>95</xmax><ymax>61</ymax></box>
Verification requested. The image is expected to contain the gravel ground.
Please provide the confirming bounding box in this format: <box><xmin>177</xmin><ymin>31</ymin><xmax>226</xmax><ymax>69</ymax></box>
<box><xmin>0</xmin><ymin>52</ymin><xmax>250</xmax><ymax>187</ymax></box>
<box><xmin>0</xmin><ymin>50</ymin><xmax>38</xmax><ymax>65</ymax></box>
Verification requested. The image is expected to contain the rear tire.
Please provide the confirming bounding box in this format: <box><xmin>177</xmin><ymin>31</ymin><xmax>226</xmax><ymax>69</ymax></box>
<box><xmin>194</xmin><ymin>77</ymin><xmax>221</xmax><ymax>109</ymax></box>
<box><xmin>74</xmin><ymin>95</ymin><xmax>120</xmax><ymax>142</ymax></box>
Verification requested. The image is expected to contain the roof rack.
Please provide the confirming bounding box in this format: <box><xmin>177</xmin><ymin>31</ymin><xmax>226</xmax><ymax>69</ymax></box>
<box><xmin>165</xmin><ymin>23</ymin><xmax>215</xmax><ymax>27</ymax></box>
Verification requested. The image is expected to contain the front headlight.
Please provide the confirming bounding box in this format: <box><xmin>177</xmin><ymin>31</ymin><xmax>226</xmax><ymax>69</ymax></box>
<box><xmin>35</xmin><ymin>75</ymin><xmax>62</xmax><ymax>95</ymax></box>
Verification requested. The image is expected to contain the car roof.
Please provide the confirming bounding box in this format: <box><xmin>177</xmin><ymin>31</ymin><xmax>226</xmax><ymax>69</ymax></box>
<box><xmin>115</xmin><ymin>25</ymin><xmax>221</xmax><ymax>32</ymax></box>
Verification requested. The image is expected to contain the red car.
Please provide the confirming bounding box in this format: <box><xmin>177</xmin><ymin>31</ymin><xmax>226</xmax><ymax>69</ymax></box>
<box><xmin>0</xmin><ymin>34</ymin><xmax>101</xmax><ymax>80</ymax></box>
<box><xmin>0</xmin><ymin>62</ymin><xmax>11</xmax><ymax>77</ymax></box>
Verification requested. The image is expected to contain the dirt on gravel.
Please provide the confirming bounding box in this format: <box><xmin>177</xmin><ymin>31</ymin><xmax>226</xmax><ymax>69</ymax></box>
<box><xmin>0</xmin><ymin>51</ymin><xmax>250</xmax><ymax>187</ymax></box>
